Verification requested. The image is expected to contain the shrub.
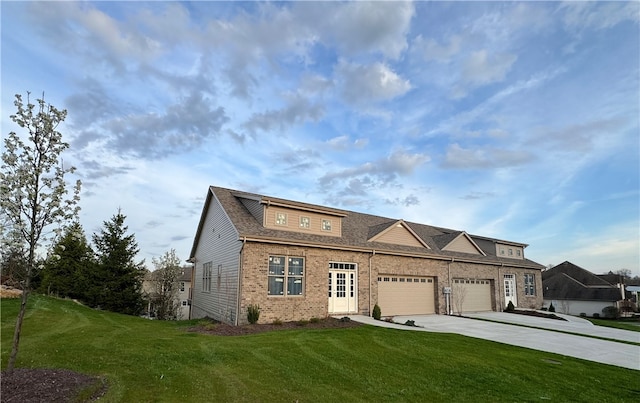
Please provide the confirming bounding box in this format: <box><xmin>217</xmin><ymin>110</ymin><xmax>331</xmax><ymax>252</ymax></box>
<box><xmin>601</xmin><ymin>306</ymin><xmax>620</xmax><ymax>319</ymax></box>
<box><xmin>579</xmin><ymin>313</ymin><xmax>587</xmax><ymax>318</ymax></box>
<box><xmin>593</xmin><ymin>313</ymin><xmax>600</xmax><ymax>318</ymax></box>
<box><xmin>309</xmin><ymin>317</ymin><xmax>321</xmax><ymax>324</ymax></box>
<box><xmin>505</xmin><ymin>301</ymin><xmax>515</xmax><ymax>312</ymax></box>
<box><xmin>272</xmin><ymin>318</ymin><xmax>283</xmax><ymax>325</ymax></box>
<box><xmin>404</xmin><ymin>320</ymin><xmax>416</xmax><ymax>327</ymax></box>
<box><xmin>339</xmin><ymin>316</ymin><xmax>351</xmax><ymax>322</ymax></box>
<box><xmin>548</xmin><ymin>303</ymin><xmax>555</xmax><ymax>312</ymax></box>
<box><xmin>372</xmin><ymin>304</ymin><xmax>381</xmax><ymax>320</ymax></box>
<box><xmin>247</xmin><ymin>304</ymin><xmax>261</xmax><ymax>324</ymax></box>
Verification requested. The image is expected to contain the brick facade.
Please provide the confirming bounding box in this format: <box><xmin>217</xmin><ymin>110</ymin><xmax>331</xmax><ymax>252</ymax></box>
<box><xmin>237</xmin><ymin>242</ymin><xmax>543</xmax><ymax>324</ymax></box>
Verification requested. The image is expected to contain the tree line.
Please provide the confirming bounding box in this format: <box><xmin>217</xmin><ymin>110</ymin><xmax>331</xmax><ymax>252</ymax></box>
<box><xmin>1</xmin><ymin>92</ymin><xmax>186</xmax><ymax>372</ymax></box>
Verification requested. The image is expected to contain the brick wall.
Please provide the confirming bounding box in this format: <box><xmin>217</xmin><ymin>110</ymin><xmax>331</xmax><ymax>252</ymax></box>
<box><xmin>238</xmin><ymin>242</ymin><xmax>543</xmax><ymax>324</ymax></box>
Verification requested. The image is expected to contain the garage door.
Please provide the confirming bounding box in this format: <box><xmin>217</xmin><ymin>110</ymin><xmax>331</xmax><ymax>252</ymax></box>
<box><xmin>453</xmin><ymin>278</ymin><xmax>492</xmax><ymax>313</ymax></box>
<box><xmin>378</xmin><ymin>275</ymin><xmax>435</xmax><ymax>316</ymax></box>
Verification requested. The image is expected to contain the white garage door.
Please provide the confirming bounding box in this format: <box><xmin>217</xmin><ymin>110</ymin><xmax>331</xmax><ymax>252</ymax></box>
<box><xmin>453</xmin><ymin>278</ymin><xmax>492</xmax><ymax>313</ymax></box>
<box><xmin>378</xmin><ymin>275</ymin><xmax>435</xmax><ymax>316</ymax></box>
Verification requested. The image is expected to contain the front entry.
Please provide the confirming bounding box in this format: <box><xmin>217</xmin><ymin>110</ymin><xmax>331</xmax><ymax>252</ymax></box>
<box><xmin>504</xmin><ymin>274</ymin><xmax>517</xmax><ymax>308</ymax></box>
<box><xmin>328</xmin><ymin>262</ymin><xmax>357</xmax><ymax>314</ymax></box>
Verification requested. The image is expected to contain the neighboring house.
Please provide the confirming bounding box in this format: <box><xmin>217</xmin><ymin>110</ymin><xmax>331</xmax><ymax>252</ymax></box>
<box><xmin>142</xmin><ymin>267</ymin><xmax>192</xmax><ymax>319</ymax></box>
<box><xmin>542</xmin><ymin>261</ymin><xmax>625</xmax><ymax>316</ymax></box>
<box><xmin>176</xmin><ymin>268</ymin><xmax>192</xmax><ymax>319</ymax></box>
<box><xmin>189</xmin><ymin>186</ymin><xmax>545</xmax><ymax>325</ymax></box>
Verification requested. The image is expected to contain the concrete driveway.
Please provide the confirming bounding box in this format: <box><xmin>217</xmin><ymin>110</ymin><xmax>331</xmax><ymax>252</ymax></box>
<box><xmin>347</xmin><ymin>313</ymin><xmax>640</xmax><ymax>371</ymax></box>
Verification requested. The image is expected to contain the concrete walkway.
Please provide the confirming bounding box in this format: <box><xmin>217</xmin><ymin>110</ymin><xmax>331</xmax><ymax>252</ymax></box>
<box><xmin>346</xmin><ymin>314</ymin><xmax>640</xmax><ymax>371</ymax></box>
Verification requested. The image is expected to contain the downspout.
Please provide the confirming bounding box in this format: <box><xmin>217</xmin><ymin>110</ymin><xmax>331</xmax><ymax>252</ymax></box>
<box><xmin>369</xmin><ymin>250</ymin><xmax>376</xmax><ymax>316</ymax></box>
<box><xmin>189</xmin><ymin>259</ymin><xmax>195</xmax><ymax>320</ymax></box>
<box><xmin>447</xmin><ymin>258</ymin><xmax>453</xmax><ymax>315</ymax></box>
<box><xmin>497</xmin><ymin>263</ymin><xmax>504</xmax><ymax>311</ymax></box>
<box><xmin>235</xmin><ymin>237</ymin><xmax>246</xmax><ymax>326</ymax></box>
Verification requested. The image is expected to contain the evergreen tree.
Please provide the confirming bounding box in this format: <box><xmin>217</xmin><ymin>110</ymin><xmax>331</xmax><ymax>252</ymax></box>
<box><xmin>40</xmin><ymin>222</ymin><xmax>93</xmax><ymax>299</ymax></box>
<box><xmin>91</xmin><ymin>209</ymin><xmax>145</xmax><ymax>315</ymax></box>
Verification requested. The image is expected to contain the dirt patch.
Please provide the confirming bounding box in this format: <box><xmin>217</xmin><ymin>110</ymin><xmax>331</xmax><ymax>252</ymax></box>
<box><xmin>0</xmin><ymin>368</ymin><xmax>107</xmax><ymax>402</ymax></box>
<box><xmin>188</xmin><ymin>316</ymin><xmax>363</xmax><ymax>336</ymax></box>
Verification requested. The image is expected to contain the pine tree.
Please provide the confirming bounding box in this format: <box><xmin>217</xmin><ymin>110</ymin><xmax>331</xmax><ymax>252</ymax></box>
<box><xmin>91</xmin><ymin>209</ymin><xmax>145</xmax><ymax>315</ymax></box>
<box><xmin>40</xmin><ymin>222</ymin><xmax>93</xmax><ymax>300</ymax></box>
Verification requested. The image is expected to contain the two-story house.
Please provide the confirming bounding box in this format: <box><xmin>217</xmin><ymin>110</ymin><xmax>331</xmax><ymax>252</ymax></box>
<box><xmin>189</xmin><ymin>186</ymin><xmax>544</xmax><ymax>325</ymax></box>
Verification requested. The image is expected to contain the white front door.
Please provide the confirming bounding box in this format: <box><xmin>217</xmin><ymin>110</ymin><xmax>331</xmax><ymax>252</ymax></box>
<box><xmin>504</xmin><ymin>274</ymin><xmax>517</xmax><ymax>308</ymax></box>
<box><xmin>328</xmin><ymin>263</ymin><xmax>357</xmax><ymax>314</ymax></box>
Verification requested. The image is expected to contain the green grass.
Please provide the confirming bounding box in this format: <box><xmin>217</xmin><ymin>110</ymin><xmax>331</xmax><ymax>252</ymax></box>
<box><xmin>2</xmin><ymin>296</ymin><xmax>639</xmax><ymax>402</ymax></box>
<box><xmin>586</xmin><ymin>317</ymin><xmax>640</xmax><ymax>332</ymax></box>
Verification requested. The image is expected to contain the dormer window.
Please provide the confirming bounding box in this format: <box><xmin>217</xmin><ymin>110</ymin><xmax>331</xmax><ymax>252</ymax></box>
<box><xmin>509</xmin><ymin>249</ymin><xmax>513</xmax><ymax>256</ymax></box>
<box><xmin>276</xmin><ymin>212</ymin><xmax>287</xmax><ymax>226</ymax></box>
<box><xmin>322</xmin><ymin>219</ymin><xmax>332</xmax><ymax>231</ymax></box>
<box><xmin>300</xmin><ymin>216</ymin><xmax>310</xmax><ymax>229</ymax></box>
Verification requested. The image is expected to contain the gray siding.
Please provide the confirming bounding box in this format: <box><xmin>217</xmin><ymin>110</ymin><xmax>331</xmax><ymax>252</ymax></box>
<box><xmin>192</xmin><ymin>192</ymin><xmax>242</xmax><ymax>324</ymax></box>
<box><xmin>239</xmin><ymin>197</ymin><xmax>264</xmax><ymax>225</ymax></box>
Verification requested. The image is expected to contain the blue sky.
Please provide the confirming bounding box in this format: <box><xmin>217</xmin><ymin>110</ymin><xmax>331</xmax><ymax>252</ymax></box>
<box><xmin>2</xmin><ymin>1</ymin><xmax>638</xmax><ymax>276</ymax></box>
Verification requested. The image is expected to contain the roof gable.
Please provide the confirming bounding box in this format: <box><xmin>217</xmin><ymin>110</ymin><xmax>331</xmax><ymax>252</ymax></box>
<box><xmin>438</xmin><ymin>232</ymin><xmax>486</xmax><ymax>256</ymax></box>
<box><xmin>367</xmin><ymin>220</ymin><xmax>430</xmax><ymax>249</ymax></box>
<box><xmin>543</xmin><ymin>261</ymin><xmax>612</xmax><ymax>286</ymax></box>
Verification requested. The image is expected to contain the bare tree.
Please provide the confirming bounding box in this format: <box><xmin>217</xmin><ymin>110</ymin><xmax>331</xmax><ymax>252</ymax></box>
<box><xmin>1</xmin><ymin>93</ymin><xmax>81</xmax><ymax>372</ymax></box>
<box><xmin>452</xmin><ymin>282</ymin><xmax>467</xmax><ymax>316</ymax></box>
<box><xmin>149</xmin><ymin>249</ymin><xmax>183</xmax><ymax>320</ymax></box>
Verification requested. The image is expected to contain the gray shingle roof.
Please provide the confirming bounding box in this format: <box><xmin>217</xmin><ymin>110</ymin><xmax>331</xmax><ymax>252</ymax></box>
<box><xmin>192</xmin><ymin>186</ymin><xmax>544</xmax><ymax>270</ymax></box>
<box><xmin>542</xmin><ymin>261</ymin><xmax>624</xmax><ymax>301</ymax></box>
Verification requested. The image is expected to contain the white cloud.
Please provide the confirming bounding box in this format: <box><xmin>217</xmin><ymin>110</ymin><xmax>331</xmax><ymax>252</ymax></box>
<box><xmin>336</xmin><ymin>60</ymin><xmax>412</xmax><ymax>105</ymax></box>
<box><xmin>417</xmin><ymin>34</ymin><xmax>462</xmax><ymax>63</ymax></box>
<box><xmin>325</xmin><ymin>1</ymin><xmax>415</xmax><ymax>60</ymax></box>
<box><xmin>442</xmin><ymin>144</ymin><xmax>535</xmax><ymax>170</ymax></box>
<box><xmin>461</xmin><ymin>50</ymin><xmax>517</xmax><ymax>86</ymax></box>
<box><xmin>319</xmin><ymin>149</ymin><xmax>429</xmax><ymax>189</ymax></box>
<box><xmin>560</xmin><ymin>2</ymin><xmax>640</xmax><ymax>32</ymax></box>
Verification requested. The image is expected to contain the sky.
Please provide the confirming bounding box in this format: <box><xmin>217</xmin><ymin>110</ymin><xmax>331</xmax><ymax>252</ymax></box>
<box><xmin>1</xmin><ymin>1</ymin><xmax>638</xmax><ymax>276</ymax></box>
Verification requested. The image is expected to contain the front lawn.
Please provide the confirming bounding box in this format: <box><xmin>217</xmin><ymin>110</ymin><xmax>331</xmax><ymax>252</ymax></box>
<box><xmin>2</xmin><ymin>296</ymin><xmax>638</xmax><ymax>402</ymax></box>
<box><xmin>586</xmin><ymin>317</ymin><xmax>640</xmax><ymax>332</ymax></box>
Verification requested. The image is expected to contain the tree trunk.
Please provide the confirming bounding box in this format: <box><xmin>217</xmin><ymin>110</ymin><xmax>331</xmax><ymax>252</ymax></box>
<box><xmin>7</xmin><ymin>287</ymin><xmax>30</xmax><ymax>372</ymax></box>
<box><xmin>7</xmin><ymin>245</ymin><xmax>34</xmax><ymax>373</ymax></box>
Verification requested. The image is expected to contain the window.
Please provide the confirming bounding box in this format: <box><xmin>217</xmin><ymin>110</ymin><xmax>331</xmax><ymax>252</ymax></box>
<box><xmin>524</xmin><ymin>274</ymin><xmax>535</xmax><ymax>296</ymax></box>
<box><xmin>182</xmin><ymin>301</ymin><xmax>187</xmax><ymax>306</ymax></box>
<box><xmin>322</xmin><ymin>219</ymin><xmax>332</xmax><ymax>231</ymax></box>
<box><xmin>276</xmin><ymin>212</ymin><xmax>287</xmax><ymax>226</ymax></box>
<box><xmin>508</xmin><ymin>249</ymin><xmax>513</xmax><ymax>256</ymax></box>
<box><xmin>299</xmin><ymin>216</ymin><xmax>310</xmax><ymax>229</ymax></box>
<box><xmin>202</xmin><ymin>262</ymin><xmax>212</xmax><ymax>292</ymax></box>
<box><xmin>268</xmin><ymin>256</ymin><xmax>304</xmax><ymax>296</ymax></box>
<box><xmin>516</xmin><ymin>250</ymin><xmax>522</xmax><ymax>257</ymax></box>
<box><xmin>180</xmin><ymin>282</ymin><xmax>185</xmax><ymax>292</ymax></box>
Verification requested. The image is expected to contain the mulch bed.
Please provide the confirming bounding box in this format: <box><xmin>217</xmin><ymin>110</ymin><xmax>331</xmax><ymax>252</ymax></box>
<box><xmin>187</xmin><ymin>316</ymin><xmax>363</xmax><ymax>336</ymax></box>
<box><xmin>506</xmin><ymin>309</ymin><xmax>567</xmax><ymax>321</ymax></box>
<box><xmin>0</xmin><ymin>368</ymin><xmax>107</xmax><ymax>403</ymax></box>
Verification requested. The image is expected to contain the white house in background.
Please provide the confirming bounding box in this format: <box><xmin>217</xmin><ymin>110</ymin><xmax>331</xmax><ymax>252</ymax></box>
<box><xmin>142</xmin><ymin>267</ymin><xmax>192</xmax><ymax>319</ymax></box>
<box><xmin>542</xmin><ymin>261</ymin><xmax>625</xmax><ymax>316</ymax></box>
<box><xmin>176</xmin><ymin>268</ymin><xmax>192</xmax><ymax>319</ymax></box>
